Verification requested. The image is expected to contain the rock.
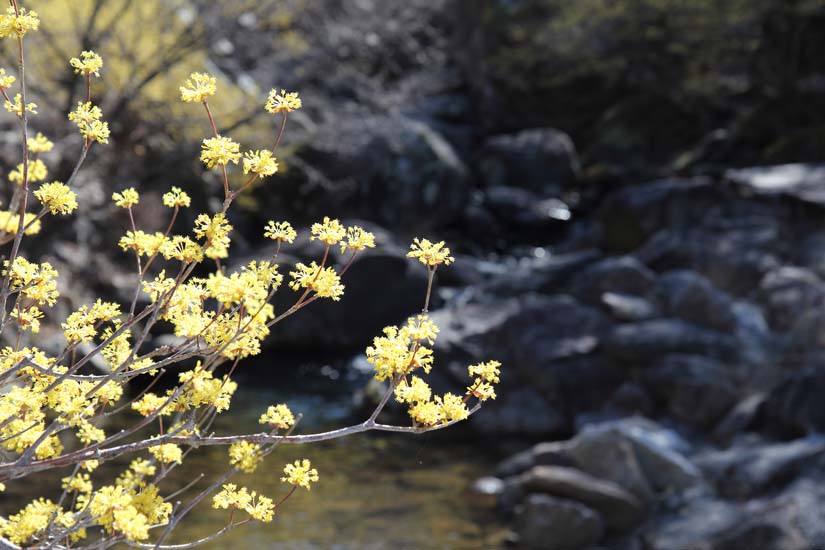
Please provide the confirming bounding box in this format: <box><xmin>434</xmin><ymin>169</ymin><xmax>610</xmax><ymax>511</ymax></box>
<box><xmin>758</xmin><ymin>266</ymin><xmax>825</xmax><ymax>331</ymax></box>
<box><xmin>765</xmin><ymin>367</ymin><xmax>825</xmax><ymax>434</ymax></box>
<box><xmin>481</xmin><ymin>186</ymin><xmax>571</xmax><ymax>241</ymax></box>
<box><xmin>726</xmin><ymin>163</ymin><xmax>825</xmax><ymax>206</ymax></box>
<box><xmin>607</xmin><ymin>382</ymin><xmax>654</xmax><ymax>416</ymax></box>
<box><xmin>642</xmin><ymin>355</ymin><xmax>739</xmax><ymax>430</ymax></box>
<box><xmin>482</xmin><ymin>249</ymin><xmax>603</xmax><ymax>297</ymax></box>
<box><xmin>497</xmin><ymin>441</ymin><xmax>573</xmax><ymax>478</ymax></box>
<box><xmin>601</xmin><ymin>292</ymin><xmax>659</xmax><ymax>322</ymax></box>
<box><xmin>711</xmin><ymin>393</ymin><xmax>768</xmax><ymax>443</ymax></box>
<box><xmin>566</xmin><ymin>419</ymin><xmax>701</xmax><ymax>498</ymax></box>
<box><xmin>655</xmin><ymin>271</ymin><xmax>737</xmax><ymax>333</ymax></box>
<box><xmin>515</xmin><ymin>494</ymin><xmax>604</xmax><ymax>550</ymax></box>
<box><xmin>478</xmin><ymin>128</ymin><xmax>580</xmax><ymax>195</ymax></box>
<box><xmin>517</xmin><ymin>466</ymin><xmax>645</xmax><ymax>530</ymax></box>
<box><xmin>567</xmin><ymin>256</ymin><xmax>657</xmax><ymax>305</ymax></box>
<box><xmin>291</xmin><ymin>114</ymin><xmax>469</xmax><ymax>229</ymax></box>
<box><xmin>696</xmin><ymin>436</ymin><xmax>825</xmax><ymax>498</ymax></box>
<box><xmin>603</xmin><ymin>319</ymin><xmax>739</xmax><ymax>362</ymax></box>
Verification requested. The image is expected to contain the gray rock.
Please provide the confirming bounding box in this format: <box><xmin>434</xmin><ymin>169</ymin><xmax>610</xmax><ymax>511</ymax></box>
<box><xmin>601</xmin><ymin>292</ymin><xmax>659</xmax><ymax>322</ymax></box>
<box><xmin>642</xmin><ymin>355</ymin><xmax>739</xmax><ymax>430</ymax></box>
<box><xmin>696</xmin><ymin>437</ymin><xmax>825</xmax><ymax>498</ymax></box>
<box><xmin>515</xmin><ymin>494</ymin><xmax>604</xmax><ymax>550</ymax></box>
<box><xmin>603</xmin><ymin>319</ymin><xmax>739</xmax><ymax>362</ymax></box>
<box><xmin>292</xmin><ymin>114</ymin><xmax>469</xmax><ymax>229</ymax></box>
<box><xmin>568</xmin><ymin>256</ymin><xmax>657</xmax><ymax>305</ymax></box>
<box><xmin>479</xmin><ymin>127</ymin><xmax>580</xmax><ymax>195</ymax></box>
<box><xmin>655</xmin><ymin>270</ymin><xmax>736</xmax><ymax>333</ymax></box>
<box><xmin>497</xmin><ymin>441</ymin><xmax>573</xmax><ymax>478</ymax></box>
<box><xmin>758</xmin><ymin>266</ymin><xmax>825</xmax><ymax>331</ymax></box>
<box><xmin>726</xmin><ymin>163</ymin><xmax>825</xmax><ymax>206</ymax></box>
<box><xmin>567</xmin><ymin>419</ymin><xmax>701</xmax><ymax>498</ymax></box>
<box><xmin>517</xmin><ymin>466</ymin><xmax>645</xmax><ymax>530</ymax></box>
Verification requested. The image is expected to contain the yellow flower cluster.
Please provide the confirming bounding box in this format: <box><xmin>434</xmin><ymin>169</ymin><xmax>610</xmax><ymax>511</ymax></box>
<box><xmin>11</xmin><ymin>305</ymin><xmax>43</xmax><ymax>333</ymax></box>
<box><xmin>0</xmin><ymin>498</ymin><xmax>67</xmax><ymax>545</ymax></box>
<box><xmin>112</xmin><ymin>187</ymin><xmax>139</xmax><ymax>208</ymax></box>
<box><xmin>281</xmin><ymin>459</ymin><xmax>319</xmax><ymax>490</ymax></box>
<box><xmin>229</xmin><ymin>441</ymin><xmax>264</xmax><ymax>473</ymax></box>
<box><xmin>243</xmin><ymin>149</ymin><xmax>279</xmax><ymax>176</ymax></box>
<box><xmin>289</xmin><ymin>262</ymin><xmax>344</xmax><ymax>300</ymax></box>
<box><xmin>0</xmin><ymin>210</ymin><xmax>40</xmax><ymax>235</ymax></box>
<box><xmin>88</xmin><ymin>483</ymin><xmax>171</xmax><ymax>542</ymax></box>
<box><xmin>407</xmin><ymin>238</ymin><xmax>455</xmax><ymax>267</ymax></box>
<box><xmin>265</xmin><ymin>89</ymin><xmax>302</xmax><ymax>114</ymax></box>
<box><xmin>9</xmin><ymin>158</ymin><xmax>48</xmax><ymax>185</ymax></box>
<box><xmin>133</xmin><ymin>368</ymin><xmax>237</xmax><ymax>417</ymax></box>
<box><xmin>342</xmin><ymin>225</ymin><xmax>376</xmax><ymax>254</ymax></box>
<box><xmin>119</xmin><ymin>230</ymin><xmax>165</xmax><ymax>257</ymax></box>
<box><xmin>4</xmin><ymin>93</ymin><xmax>37</xmax><ymax>117</ymax></box>
<box><xmin>62</xmin><ymin>300</ymin><xmax>121</xmax><ymax>344</ymax></box>
<box><xmin>34</xmin><ymin>181</ymin><xmax>78</xmax><ymax>215</ymax></box>
<box><xmin>0</xmin><ymin>67</ymin><xmax>15</xmax><ymax>90</ymax></box>
<box><xmin>366</xmin><ymin>314</ymin><xmax>437</xmax><ymax>381</ymax></box>
<box><xmin>264</xmin><ymin>220</ymin><xmax>297</xmax><ymax>243</ymax></box>
<box><xmin>200</xmin><ymin>135</ymin><xmax>241</xmax><ymax>169</ymax></box>
<box><xmin>212</xmin><ymin>484</ymin><xmax>275</xmax><ymax>522</ymax></box>
<box><xmin>180</xmin><ymin>72</ymin><xmax>217</xmax><ymax>103</ymax></box>
<box><xmin>68</xmin><ymin>101</ymin><xmax>110</xmax><ymax>144</ymax></box>
<box><xmin>467</xmin><ymin>360</ymin><xmax>501</xmax><ymax>401</ymax></box>
<box><xmin>4</xmin><ymin>257</ymin><xmax>59</xmax><ymax>306</ymax></box>
<box><xmin>162</xmin><ymin>186</ymin><xmax>191</xmax><ymax>208</ymax></box>
<box><xmin>69</xmin><ymin>50</ymin><xmax>103</xmax><ymax>77</ymax></box>
<box><xmin>194</xmin><ymin>212</ymin><xmax>232</xmax><ymax>259</ymax></box>
<box><xmin>0</xmin><ymin>6</ymin><xmax>40</xmax><ymax>39</ymax></box>
<box><xmin>27</xmin><ymin>132</ymin><xmax>53</xmax><ymax>153</ymax></box>
<box><xmin>259</xmin><ymin>403</ymin><xmax>295</xmax><ymax>429</ymax></box>
<box><xmin>310</xmin><ymin>216</ymin><xmax>345</xmax><ymax>245</ymax></box>
<box><xmin>148</xmin><ymin>443</ymin><xmax>183</xmax><ymax>464</ymax></box>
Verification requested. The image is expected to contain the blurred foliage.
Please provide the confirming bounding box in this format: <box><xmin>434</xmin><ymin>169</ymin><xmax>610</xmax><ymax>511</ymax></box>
<box><xmin>459</xmin><ymin>0</ymin><xmax>825</xmax><ymax>176</ymax></box>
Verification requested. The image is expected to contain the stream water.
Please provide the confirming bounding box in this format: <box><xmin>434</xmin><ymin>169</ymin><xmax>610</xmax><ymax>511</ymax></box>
<box><xmin>2</xmin><ymin>376</ymin><xmax>506</xmax><ymax>549</ymax></box>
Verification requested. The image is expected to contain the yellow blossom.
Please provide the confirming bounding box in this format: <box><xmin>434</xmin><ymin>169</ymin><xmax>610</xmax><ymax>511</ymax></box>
<box><xmin>119</xmin><ymin>230</ymin><xmax>166</xmax><ymax>257</ymax></box>
<box><xmin>9</xmin><ymin>158</ymin><xmax>48</xmax><ymax>185</ymax></box>
<box><xmin>264</xmin><ymin>220</ymin><xmax>296</xmax><ymax>243</ymax></box>
<box><xmin>160</xmin><ymin>235</ymin><xmax>204</xmax><ymax>263</ymax></box>
<box><xmin>0</xmin><ymin>210</ymin><xmax>40</xmax><ymax>235</ymax></box>
<box><xmin>439</xmin><ymin>393</ymin><xmax>469</xmax><ymax>422</ymax></box>
<box><xmin>229</xmin><ymin>441</ymin><xmax>264</xmax><ymax>473</ymax></box>
<box><xmin>69</xmin><ymin>50</ymin><xmax>103</xmax><ymax>77</ymax></box>
<box><xmin>3</xmin><ymin>257</ymin><xmax>59</xmax><ymax>306</ymax></box>
<box><xmin>194</xmin><ymin>213</ymin><xmax>232</xmax><ymax>259</ymax></box>
<box><xmin>34</xmin><ymin>181</ymin><xmax>77</xmax><ymax>215</ymax></box>
<box><xmin>61</xmin><ymin>473</ymin><xmax>92</xmax><ymax>494</ymax></box>
<box><xmin>468</xmin><ymin>360</ymin><xmax>501</xmax><ymax>384</ymax></box>
<box><xmin>243</xmin><ymin>149</ymin><xmax>279</xmax><ymax>176</ymax></box>
<box><xmin>289</xmin><ymin>262</ymin><xmax>344</xmax><ymax>300</ymax></box>
<box><xmin>310</xmin><ymin>216</ymin><xmax>345</xmax><ymax>246</ymax></box>
<box><xmin>394</xmin><ymin>376</ymin><xmax>432</xmax><ymax>405</ymax></box>
<box><xmin>0</xmin><ymin>498</ymin><xmax>59</xmax><ymax>545</ymax></box>
<box><xmin>341</xmin><ymin>225</ymin><xmax>376</xmax><ymax>254</ymax></box>
<box><xmin>162</xmin><ymin>186</ymin><xmax>191</xmax><ymax>208</ymax></box>
<box><xmin>281</xmin><ymin>459</ymin><xmax>318</xmax><ymax>490</ymax></box>
<box><xmin>0</xmin><ymin>67</ymin><xmax>15</xmax><ymax>90</ymax></box>
<box><xmin>27</xmin><ymin>132</ymin><xmax>53</xmax><ymax>153</ymax></box>
<box><xmin>259</xmin><ymin>404</ymin><xmax>295</xmax><ymax>429</ymax></box>
<box><xmin>68</xmin><ymin>101</ymin><xmax>109</xmax><ymax>143</ymax></box>
<box><xmin>180</xmin><ymin>72</ymin><xmax>217</xmax><ymax>102</ymax></box>
<box><xmin>112</xmin><ymin>188</ymin><xmax>139</xmax><ymax>208</ymax></box>
<box><xmin>212</xmin><ymin>484</ymin><xmax>273</xmax><ymax>521</ymax></box>
<box><xmin>0</xmin><ymin>6</ymin><xmax>40</xmax><ymax>39</ymax></box>
<box><xmin>200</xmin><ymin>135</ymin><xmax>241</xmax><ymax>169</ymax></box>
<box><xmin>148</xmin><ymin>443</ymin><xmax>183</xmax><ymax>464</ymax></box>
<box><xmin>265</xmin><ymin>89</ymin><xmax>301</xmax><ymax>114</ymax></box>
<box><xmin>11</xmin><ymin>305</ymin><xmax>42</xmax><ymax>332</ymax></box>
<box><xmin>4</xmin><ymin>93</ymin><xmax>36</xmax><ymax>116</ymax></box>
<box><xmin>407</xmin><ymin>238</ymin><xmax>455</xmax><ymax>267</ymax></box>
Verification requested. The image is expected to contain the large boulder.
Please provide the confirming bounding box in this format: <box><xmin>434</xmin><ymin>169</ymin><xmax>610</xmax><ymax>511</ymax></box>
<box><xmin>516</xmin><ymin>465</ymin><xmax>645</xmax><ymax>530</ymax></box>
<box><xmin>515</xmin><ymin>494</ymin><xmax>605</xmax><ymax>550</ymax></box>
<box><xmin>290</xmin><ymin>114</ymin><xmax>469</xmax><ymax>229</ymax></box>
<box><xmin>478</xmin><ymin>128</ymin><xmax>580</xmax><ymax>195</ymax></box>
<box><xmin>603</xmin><ymin>319</ymin><xmax>739</xmax><ymax>363</ymax></box>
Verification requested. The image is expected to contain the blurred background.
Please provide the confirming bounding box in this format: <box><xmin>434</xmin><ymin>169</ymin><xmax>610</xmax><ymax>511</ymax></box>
<box><xmin>6</xmin><ymin>0</ymin><xmax>825</xmax><ymax>548</ymax></box>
